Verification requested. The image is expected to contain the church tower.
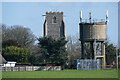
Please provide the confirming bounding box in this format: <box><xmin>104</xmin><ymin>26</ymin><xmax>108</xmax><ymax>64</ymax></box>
<box><xmin>44</xmin><ymin>11</ymin><xmax>66</xmax><ymax>39</ymax></box>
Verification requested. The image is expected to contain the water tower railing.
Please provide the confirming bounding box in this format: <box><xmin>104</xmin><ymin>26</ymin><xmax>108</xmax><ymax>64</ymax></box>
<box><xmin>80</xmin><ymin>19</ymin><xmax>106</xmax><ymax>23</ymax></box>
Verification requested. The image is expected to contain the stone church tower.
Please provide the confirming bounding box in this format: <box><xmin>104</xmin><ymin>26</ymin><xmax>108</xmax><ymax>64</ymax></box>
<box><xmin>44</xmin><ymin>11</ymin><xmax>66</xmax><ymax>39</ymax></box>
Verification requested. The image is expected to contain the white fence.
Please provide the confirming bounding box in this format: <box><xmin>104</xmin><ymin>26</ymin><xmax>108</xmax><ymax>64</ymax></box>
<box><xmin>2</xmin><ymin>66</ymin><xmax>61</xmax><ymax>71</ymax></box>
<box><xmin>74</xmin><ymin>59</ymin><xmax>100</xmax><ymax>70</ymax></box>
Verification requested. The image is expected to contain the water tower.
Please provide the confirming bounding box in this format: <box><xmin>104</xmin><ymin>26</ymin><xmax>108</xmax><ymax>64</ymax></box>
<box><xmin>79</xmin><ymin>11</ymin><xmax>108</xmax><ymax>69</ymax></box>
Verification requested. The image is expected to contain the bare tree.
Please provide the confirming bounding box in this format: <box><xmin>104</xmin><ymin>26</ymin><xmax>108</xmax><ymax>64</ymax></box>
<box><xmin>67</xmin><ymin>34</ymin><xmax>81</xmax><ymax>68</ymax></box>
<box><xmin>2</xmin><ymin>25</ymin><xmax>36</xmax><ymax>49</ymax></box>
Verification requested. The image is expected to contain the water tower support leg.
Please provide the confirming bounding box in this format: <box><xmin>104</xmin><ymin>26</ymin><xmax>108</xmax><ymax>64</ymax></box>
<box><xmin>81</xmin><ymin>41</ymin><xmax>85</xmax><ymax>59</ymax></box>
<box><xmin>102</xmin><ymin>42</ymin><xmax>106</xmax><ymax>69</ymax></box>
<box><xmin>90</xmin><ymin>42</ymin><xmax>94</xmax><ymax>59</ymax></box>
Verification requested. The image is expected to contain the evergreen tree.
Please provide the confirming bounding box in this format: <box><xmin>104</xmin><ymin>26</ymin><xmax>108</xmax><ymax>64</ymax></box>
<box><xmin>38</xmin><ymin>37</ymin><xmax>68</xmax><ymax>66</ymax></box>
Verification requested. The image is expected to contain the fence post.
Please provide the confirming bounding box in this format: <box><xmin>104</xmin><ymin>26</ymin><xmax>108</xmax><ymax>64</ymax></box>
<box><xmin>11</xmin><ymin>67</ymin><xmax>12</xmax><ymax>71</ymax></box>
<box><xmin>25</xmin><ymin>66</ymin><xmax>26</xmax><ymax>71</ymax></box>
<box><xmin>5</xmin><ymin>67</ymin><xmax>6</xmax><ymax>71</ymax></box>
<box><xmin>32</xmin><ymin>66</ymin><xmax>34</xmax><ymax>71</ymax></box>
<box><xmin>18</xmin><ymin>67</ymin><xmax>20</xmax><ymax>71</ymax></box>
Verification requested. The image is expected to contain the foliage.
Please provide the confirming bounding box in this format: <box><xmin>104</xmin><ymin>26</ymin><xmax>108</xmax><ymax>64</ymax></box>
<box><xmin>38</xmin><ymin>36</ymin><xmax>68</xmax><ymax>65</ymax></box>
<box><xmin>67</xmin><ymin>35</ymin><xmax>81</xmax><ymax>68</ymax></box>
<box><xmin>2</xmin><ymin>46</ymin><xmax>31</xmax><ymax>63</ymax></box>
<box><xmin>16</xmin><ymin>63</ymin><xmax>31</xmax><ymax>66</ymax></box>
<box><xmin>2</xmin><ymin>24</ymin><xmax>37</xmax><ymax>64</ymax></box>
<box><xmin>105</xmin><ymin>42</ymin><xmax>117</xmax><ymax>65</ymax></box>
<box><xmin>2</xmin><ymin>25</ymin><xmax>36</xmax><ymax>49</ymax></box>
<box><xmin>28</xmin><ymin>54</ymin><xmax>36</xmax><ymax>65</ymax></box>
<box><xmin>2</xmin><ymin>39</ymin><xmax>21</xmax><ymax>48</ymax></box>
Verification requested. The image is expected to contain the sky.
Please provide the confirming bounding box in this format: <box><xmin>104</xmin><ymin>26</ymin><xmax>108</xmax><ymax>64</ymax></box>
<box><xmin>2</xmin><ymin>2</ymin><xmax>118</xmax><ymax>45</ymax></box>
<box><xmin>1</xmin><ymin>0</ymin><xmax>119</xmax><ymax>2</ymax></box>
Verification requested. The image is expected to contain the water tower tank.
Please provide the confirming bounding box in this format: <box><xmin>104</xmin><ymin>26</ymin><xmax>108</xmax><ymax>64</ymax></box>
<box><xmin>79</xmin><ymin>22</ymin><xmax>107</xmax><ymax>42</ymax></box>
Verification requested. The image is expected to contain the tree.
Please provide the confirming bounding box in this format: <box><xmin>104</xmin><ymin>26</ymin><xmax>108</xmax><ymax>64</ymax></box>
<box><xmin>2</xmin><ymin>25</ymin><xmax>36</xmax><ymax>49</ymax></box>
<box><xmin>0</xmin><ymin>24</ymin><xmax>2</xmax><ymax>51</ymax></box>
<box><xmin>2</xmin><ymin>39</ymin><xmax>21</xmax><ymax>48</ymax></box>
<box><xmin>67</xmin><ymin>35</ymin><xmax>81</xmax><ymax>68</ymax></box>
<box><xmin>2</xmin><ymin>24</ymin><xmax>39</xmax><ymax>65</ymax></box>
<box><xmin>105</xmin><ymin>42</ymin><xmax>117</xmax><ymax>65</ymax></box>
<box><xmin>28</xmin><ymin>54</ymin><xmax>36</xmax><ymax>65</ymax></box>
<box><xmin>2</xmin><ymin>46</ymin><xmax>31</xmax><ymax>63</ymax></box>
<box><xmin>38</xmin><ymin>37</ymin><xmax>68</xmax><ymax>66</ymax></box>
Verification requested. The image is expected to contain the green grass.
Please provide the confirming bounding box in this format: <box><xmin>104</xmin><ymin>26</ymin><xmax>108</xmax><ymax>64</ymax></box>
<box><xmin>2</xmin><ymin>70</ymin><xmax>118</xmax><ymax>78</ymax></box>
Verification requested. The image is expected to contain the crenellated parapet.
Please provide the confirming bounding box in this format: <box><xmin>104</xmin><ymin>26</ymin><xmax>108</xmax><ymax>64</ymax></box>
<box><xmin>46</xmin><ymin>11</ymin><xmax>63</xmax><ymax>14</ymax></box>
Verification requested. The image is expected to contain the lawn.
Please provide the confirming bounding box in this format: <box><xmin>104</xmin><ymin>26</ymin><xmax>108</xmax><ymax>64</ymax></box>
<box><xmin>2</xmin><ymin>70</ymin><xmax>118</xmax><ymax>78</ymax></box>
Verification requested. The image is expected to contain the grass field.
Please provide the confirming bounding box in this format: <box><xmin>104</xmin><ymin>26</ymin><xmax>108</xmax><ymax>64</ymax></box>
<box><xmin>2</xmin><ymin>70</ymin><xmax>118</xmax><ymax>78</ymax></box>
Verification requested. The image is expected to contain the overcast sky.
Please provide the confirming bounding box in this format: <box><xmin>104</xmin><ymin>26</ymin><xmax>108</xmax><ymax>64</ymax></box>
<box><xmin>2</xmin><ymin>2</ymin><xmax>118</xmax><ymax>45</ymax></box>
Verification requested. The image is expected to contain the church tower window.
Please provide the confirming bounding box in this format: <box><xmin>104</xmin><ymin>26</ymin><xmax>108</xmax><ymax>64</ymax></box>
<box><xmin>53</xmin><ymin>16</ymin><xmax>57</xmax><ymax>23</ymax></box>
